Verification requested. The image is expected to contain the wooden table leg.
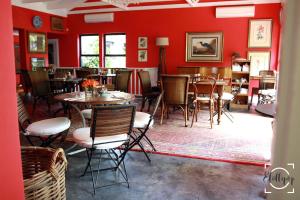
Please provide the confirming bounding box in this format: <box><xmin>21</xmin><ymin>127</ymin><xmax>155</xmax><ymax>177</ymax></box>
<box><xmin>218</xmin><ymin>95</ymin><xmax>222</xmax><ymax>125</ymax></box>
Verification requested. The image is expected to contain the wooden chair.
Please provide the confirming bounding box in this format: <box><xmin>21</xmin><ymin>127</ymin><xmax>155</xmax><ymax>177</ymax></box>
<box><xmin>72</xmin><ymin>105</ymin><xmax>136</xmax><ymax>194</ymax></box>
<box><xmin>190</xmin><ymin>76</ymin><xmax>216</xmax><ymax>128</ymax></box>
<box><xmin>160</xmin><ymin>74</ymin><xmax>190</xmax><ymax>127</ymax></box>
<box><xmin>250</xmin><ymin>70</ymin><xmax>276</xmax><ymax>105</ymax></box>
<box><xmin>138</xmin><ymin>70</ymin><xmax>160</xmax><ymax>112</ymax></box>
<box><xmin>17</xmin><ymin>94</ymin><xmax>70</xmax><ymax>147</ymax></box>
<box><xmin>28</xmin><ymin>70</ymin><xmax>53</xmax><ymax>113</ymax></box>
<box><xmin>115</xmin><ymin>70</ymin><xmax>132</xmax><ymax>92</ymax></box>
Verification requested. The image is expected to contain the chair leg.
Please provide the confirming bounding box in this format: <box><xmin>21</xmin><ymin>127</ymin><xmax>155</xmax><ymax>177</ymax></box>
<box><xmin>210</xmin><ymin>101</ymin><xmax>214</xmax><ymax>129</ymax></box>
<box><xmin>160</xmin><ymin>102</ymin><xmax>165</xmax><ymax>125</ymax></box>
<box><xmin>184</xmin><ymin>105</ymin><xmax>188</xmax><ymax>127</ymax></box>
<box><xmin>147</xmin><ymin>99</ymin><xmax>152</xmax><ymax>112</ymax></box>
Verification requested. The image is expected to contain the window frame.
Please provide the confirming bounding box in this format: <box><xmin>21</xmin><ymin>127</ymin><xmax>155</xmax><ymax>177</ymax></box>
<box><xmin>79</xmin><ymin>34</ymin><xmax>100</xmax><ymax>68</ymax></box>
<box><xmin>103</xmin><ymin>33</ymin><xmax>126</xmax><ymax>68</ymax></box>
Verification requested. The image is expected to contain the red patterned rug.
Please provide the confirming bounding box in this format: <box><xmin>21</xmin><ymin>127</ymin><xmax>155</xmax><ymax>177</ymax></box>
<box><xmin>30</xmin><ymin>101</ymin><xmax>273</xmax><ymax>166</ymax></box>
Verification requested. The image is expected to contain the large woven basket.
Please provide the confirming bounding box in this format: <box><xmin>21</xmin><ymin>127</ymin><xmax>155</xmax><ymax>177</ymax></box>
<box><xmin>21</xmin><ymin>146</ymin><xmax>68</xmax><ymax>200</ymax></box>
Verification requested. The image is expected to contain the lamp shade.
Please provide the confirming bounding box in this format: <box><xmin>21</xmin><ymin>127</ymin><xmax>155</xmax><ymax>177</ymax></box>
<box><xmin>156</xmin><ymin>37</ymin><xmax>169</xmax><ymax>46</ymax></box>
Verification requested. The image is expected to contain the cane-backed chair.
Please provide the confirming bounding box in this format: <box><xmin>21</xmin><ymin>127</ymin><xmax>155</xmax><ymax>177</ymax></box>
<box><xmin>17</xmin><ymin>94</ymin><xmax>70</xmax><ymax>147</ymax></box>
<box><xmin>115</xmin><ymin>70</ymin><xmax>132</xmax><ymax>92</ymax></box>
<box><xmin>28</xmin><ymin>71</ymin><xmax>53</xmax><ymax>113</ymax></box>
<box><xmin>191</xmin><ymin>76</ymin><xmax>216</xmax><ymax>128</ymax></box>
<box><xmin>138</xmin><ymin>70</ymin><xmax>160</xmax><ymax>112</ymax></box>
<box><xmin>160</xmin><ymin>74</ymin><xmax>190</xmax><ymax>127</ymax></box>
<box><xmin>72</xmin><ymin>105</ymin><xmax>136</xmax><ymax>194</ymax></box>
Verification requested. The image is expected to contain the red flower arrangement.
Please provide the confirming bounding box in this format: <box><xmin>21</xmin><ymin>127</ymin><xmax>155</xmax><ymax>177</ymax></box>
<box><xmin>82</xmin><ymin>79</ymin><xmax>99</xmax><ymax>90</ymax></box>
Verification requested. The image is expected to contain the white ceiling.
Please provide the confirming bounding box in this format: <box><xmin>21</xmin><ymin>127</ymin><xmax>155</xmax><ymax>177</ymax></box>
<box><xmin>11</xmin><ymin>0</ymin><xmax>281</xmax><ymax>17</ymax></box>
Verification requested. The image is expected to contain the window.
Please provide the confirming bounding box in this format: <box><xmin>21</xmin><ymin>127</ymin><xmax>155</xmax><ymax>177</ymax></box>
<box><xmin>80</xmin><ymin>35</ymin><xmax>99</xmax><ymax>68</ymax></box>
<box><xmin>104</xmin><ymin>34</ymin><xmax>126</xmax><ymax>68</ymax></box>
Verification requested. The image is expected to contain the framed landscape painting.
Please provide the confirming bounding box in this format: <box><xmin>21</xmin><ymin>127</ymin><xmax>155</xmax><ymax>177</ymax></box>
<box><xmin>28</xmin><ymin>32</ymin><xmax>46</xmax><ymax>53</ymax></box>
<box><xmin>248</xmin><ymin>51</ymin><xmax>271</xmax><ymax>77</ymax></box>
<box><xmin>248</xmin><ymin>19</ymin><xmax>272</xmax><ymax>48</ymax></box>
<box><xmin>186</xmin><ymin>32</ymin><xmax>223</xmax><ymax>62</ymax></box>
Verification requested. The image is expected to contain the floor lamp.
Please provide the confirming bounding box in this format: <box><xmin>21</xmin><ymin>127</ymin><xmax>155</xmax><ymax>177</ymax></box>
<box><xmin>156</xmin><ymin>37</ymin><xmax>169</xmax><ymax>77</ymax></box>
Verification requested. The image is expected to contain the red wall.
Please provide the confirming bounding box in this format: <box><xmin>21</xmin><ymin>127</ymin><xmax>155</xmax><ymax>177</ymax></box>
<box><xmin>60</xmin><ymin>4</ymin><xmax>281</xmax><ymax>73</ymax></box>
<box><xmin>12</xmin><ymin>6</ymin><xmax>67</xmax><ymax>70</ymax></box>
<box><xmin>0</xmin><ymin>1</ymin><xmax>25</xmax><ymax>199</ymax></box>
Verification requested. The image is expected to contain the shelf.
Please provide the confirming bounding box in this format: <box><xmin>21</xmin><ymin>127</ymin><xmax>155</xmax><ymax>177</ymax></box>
<box><xmin>236</xmin><ymin>93</ymin><xmax>248</xmax><ymax>97</ymax></box>
<box><xmin>232</xmin><ymin>71</ymin><xmax>250</xmax><ymax>74</ymax></box>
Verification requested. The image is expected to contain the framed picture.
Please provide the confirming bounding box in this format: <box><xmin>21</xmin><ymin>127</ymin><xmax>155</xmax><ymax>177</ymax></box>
<box><xmin>138</xmin><ymin>50</ymin><xmax>147</xmax><ymax>62</ymax></box>
<box><xmin>51</xmin><ymin>16</ymin><xmax>64</xmax><ymax>31</ymax></box>
<box><xmin>186</xmin><ymin>32</ymin><xmax>223</xmax><ymax>62</ymax></box>
<box><xmin>248</xmin><ymin>51</ymin><xmax>271</xmax><ymax>76</ymax></box>
<box><xmin>248</xmin><ymin>19</ymin><xmax>272</xmax><ymax>48</ymax></box>
<box><xmin>28</xmin><ymin>32</ymin><xmax>46</xmax><ymax>53</ymax></box>
<box><xmin>138</xmin><ymin>37</ymin><xmax>148</xmax><ymax>49</ymax></box>
<box><xmin>31</xmin><ymin>57</ymin><xmax>45</xmax><ymax>71</ymax></box>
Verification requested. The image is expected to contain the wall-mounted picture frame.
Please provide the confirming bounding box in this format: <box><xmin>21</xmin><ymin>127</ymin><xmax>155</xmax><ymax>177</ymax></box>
<box><xmin>138</xmin><ymin>37</ymin><xmax>148</xmax><ymax>49</ymax></box>
<box><xmin>28</xmin><ymin>32</ymin><xmax>46</xmax><ymax>53</ymax></box>
<box><xmin>138</xmin><ymin>50</ymin><xmax>147</xmax><ymax>62</ymax></box>
<box><xmin>51</xmin><ymin>16</ymin><xmax>64</xmax><ymax>31</ymax></box>
<box><xmin>248</xmin><ymin>19</ymin><xmax>272</xmax><ymax>48</ymax></box>
<box><xmin>186</xmin><ymin>32</ymin><xmax>223</xmax><ymax>62</ymax></box>
<box><xmin>248</xmin><ymin>51</ymin><xmax>271</xmax><ymax>77</ymax></box>
<box><xmin>31</xmin><ymin>57</ymin><xmax>45</xmax><ymax>71</ymax></box>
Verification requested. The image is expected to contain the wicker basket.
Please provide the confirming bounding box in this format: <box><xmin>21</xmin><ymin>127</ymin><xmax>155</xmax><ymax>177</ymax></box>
<box><xmin>21</xmin><ymin>146</ymin><xmax>68</xmax><ymax>200</ymax></box>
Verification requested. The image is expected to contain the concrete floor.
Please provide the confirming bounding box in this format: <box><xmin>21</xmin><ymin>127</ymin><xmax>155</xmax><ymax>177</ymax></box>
<box><xmin>66</xmin><ymin>151</ymin><xmax>266</xmax><ymax>200</ymax></box>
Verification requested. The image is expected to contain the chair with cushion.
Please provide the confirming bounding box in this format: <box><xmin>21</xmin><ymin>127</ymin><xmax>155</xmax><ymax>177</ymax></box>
<box><xmin>160</xmin><ymin>74</ymin><xmax>190</xmax><ymax>127</ymax></box>
<box><xmin>115</xmin><ymin>70</ymin><xmax>132</xmax><ymax>92</ymax></box>
<box><xmin>28</xmin><ymin>70</ymin><xmax>53</xmax><ymax>113</ymax></box>
<box><xmin>72</xmin><ymin>105</ymin><xmax>136</xmax><ymax>194</ymax></box>
<box><xmin>128</xmin><ymin>91</ymin><xmax>163</xmax><ymax>162</ymax></box>
<box><xmin>190</xmin><ymin>76</ymin><xmax>216</xmax><ymax>128</ymax></box>
<box><xmin>17</xmin><ymin>94</ymin><xmax>71</xmax><ymax>147</ymax></box>
<box><xmin>250</xmin><ymin>70</ymin><xmax>276</xmax><ymax>106</ymax></box>
<box><xmin>138</xmin><ymin>70</ymin><xmax>160</xmax><ymax>112</ymax></box>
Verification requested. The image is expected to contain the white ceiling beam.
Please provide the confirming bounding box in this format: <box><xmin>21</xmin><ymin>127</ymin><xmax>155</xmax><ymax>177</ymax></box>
<box><xmin>185</xmin><ymin>0</ymin><xmax>198</xmax><ymax>7</ymax></box>
<box><xmin>46</xmin><ymin>0</ymin><xmax>85</xmax><ymax>10</ymax></box>
<box><xmin>21</xmin><ymin>0</ymin><xmax>54</xmax><ymax>3</ymax></box>
<box><xmin>69</xmin><ymin>0</ymin><xmax>281</xmax><ymax>15</ymax></box>
<box><xmin>101</xmin><ymin>0</ymin><xmax>129</xmax><ymax>10</ymax></box>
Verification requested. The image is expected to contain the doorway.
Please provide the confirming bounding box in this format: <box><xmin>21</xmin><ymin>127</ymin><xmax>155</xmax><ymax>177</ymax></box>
<box><xmin>48</xmin><ymin>39</ymin><xmax>60</xmax><ymax>67</ymax></box>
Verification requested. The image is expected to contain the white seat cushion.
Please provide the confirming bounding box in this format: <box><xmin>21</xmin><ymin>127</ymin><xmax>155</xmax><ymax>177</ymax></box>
<box><xmin>26</xmin><ymin>117</ymin><xmax>70</xmax><ymax>136</ymax></box>
<box><xmin>134</xmin><ymin>111</ymin><xmax>153</xmax><ymax>129</ymax></box>
<box><xmin>222</xmin><ymin>92</ymin><xmax>234</xmax><ymax>101</ymax></box>
<box><xmin>259</xmin><ymin>89</ymin><xmax>276</xmax><ymax>96</ymax></box>
<box><xmin>196</xmin><ymin>96</ymin><xmax>210</xmax><ymax>101</ymax></box>
<box><xmin>72</xmin><ymin>127</ymin><xmax>128</xmax><ymax>149</ymax></box>
<box><xmin>81</xmin><ymin>109</ymin><xmax>92</xmax><ymax>119</ymax></box>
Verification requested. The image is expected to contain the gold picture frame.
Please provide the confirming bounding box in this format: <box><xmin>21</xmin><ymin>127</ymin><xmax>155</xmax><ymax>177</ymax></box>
<box><xmin>248</xmin><ymin>19</ymin><xmax>272</xmax><ymax>48</ymax></box>
<box><xmin>248</xmin><ymin>51</ymin><xmax>271</xmax><ymax>77</ymax></box>
<box><xmin>186</xmin><ymin>32</ymin><xmax>223</xmax><ymax>62</ymax></box>
<box><xmin>28</xmin><ymin>32</ymin><xmax>46</xmax><ymax>53</ymax></box>
<box><xmin>51</xmin><ymin>16</ymin><xmax>64</xmax><ymax>31</ymax></box>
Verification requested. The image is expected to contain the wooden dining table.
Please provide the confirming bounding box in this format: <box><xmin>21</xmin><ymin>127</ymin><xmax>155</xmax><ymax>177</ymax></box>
<box><xmin>54</xmin><ymin>91</ymin><xmax>135</xmax><ymax>127</ymax></box>
<box><xmin>189</xmin><ymin>80</ymin><xmax>226</xmax><ymax>125</ymax></box>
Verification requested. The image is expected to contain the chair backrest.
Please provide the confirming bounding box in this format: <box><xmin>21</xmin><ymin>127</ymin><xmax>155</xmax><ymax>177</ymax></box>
<box><xmin>160</xmin><ymin>74</ymin><xmax>190</xmax><ymax>105</ymax></box>
<box><xmin>28</xmin><ymin>71</ymin><xmax>51</xmax><ymax>97</ymax></box>
<box><xmin>193</xmin><ymin>76</ymin><xmax>217</xmax><ymax>99</ymax></box>
<box><xmin>90</xmin><ymin>105</ymin><xmax>136</xmax><ymax>141</ymax></box>
<box><xmin>16</xmin><ymin>94</ymin><xmax>30</xmax><ymax>129</ymax></box>
<box><xmin>115</xmin><ymin>70</ymin><xmax>132</xmax><ymax>92</ymax></box>
<box><xmin>259</xmin><ymin>70</ymin><xmax>276</xmax><ymax>89</ymax></box>
<box><xmin>55</xmin><ymin>68</ymin><xmax>74</xmax><ymax>78</ymax></box>
<box><xmin>76</xmin><ymin>69</ymin><xmax>92</xmax><ymax>79</ymax></box>
<box><xmin>138</xmin><ymin>71</ymin><xmax>152</xmax><ymax>94</ymax></box>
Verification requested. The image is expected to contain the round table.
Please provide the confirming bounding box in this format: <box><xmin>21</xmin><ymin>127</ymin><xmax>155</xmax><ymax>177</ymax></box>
<box><xmin>54</xmin><ymin>91</ymin><xmax>135</xmax><ymax>127</ymax></box>
<box><xmin>255</xmin><ymin>103</ymin><xmax>276</xmax><ymax>117</ymax></box>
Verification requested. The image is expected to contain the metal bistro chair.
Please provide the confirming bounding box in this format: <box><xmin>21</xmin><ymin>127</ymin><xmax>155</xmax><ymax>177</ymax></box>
<box><xmin>72</xmin><ymin>105</ymin><xmax>136</xmax><ymax>194</ymax></box>
<box><xmin>138</xmin><ymin>70</ymin><xmax>160</xmax><ymax>112</ymax></box>
<box><xmin>17</xmin><ymin>94</ymin><xmax>71</xmax><ymax>147</ymax></box>
<box><xmin>127</xmin><ymin>91</ymin><xmax>164</xmax><ymax>162</ymax></box>
<box><xmin>191</xmin><ymin>76</ymin><xmax>217</xmax><ymax>129</ymax></box>
<box><xmin>115</xmin><ymin>70</ymin><xmax>132</xmax><ymax>92</ymax></box>
<box><xmin>160</xmin><ymin>74</ymin><xmax>190</xmax><ymax>127</ymax></box>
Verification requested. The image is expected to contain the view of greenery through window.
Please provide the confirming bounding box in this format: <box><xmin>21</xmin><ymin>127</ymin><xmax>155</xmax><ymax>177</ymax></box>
<box><xmin>104</xmin><ymin>34</ymin><xmax>126</xmax><ymax>68</ymax></box>
<box><xmin>80</xmin><ymin>35</ymin><xmax>99</xmax><ymax>68</ymax></box>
